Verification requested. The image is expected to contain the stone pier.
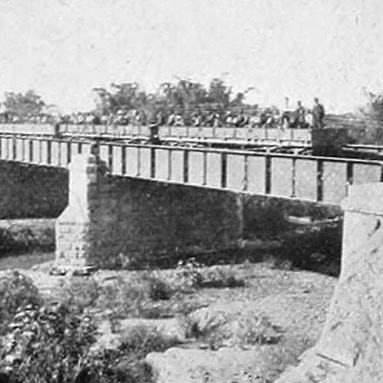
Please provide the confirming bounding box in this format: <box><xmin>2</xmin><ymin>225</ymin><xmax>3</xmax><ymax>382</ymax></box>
<box><xmin>55</xmin><ymin>154</ymin><xmax>243</xmax><ymax>269</ymax></box>
<box><xmin>277</xmin><ymin>183</ymin><xmax>383</xmax><ymax>383</ymax></box>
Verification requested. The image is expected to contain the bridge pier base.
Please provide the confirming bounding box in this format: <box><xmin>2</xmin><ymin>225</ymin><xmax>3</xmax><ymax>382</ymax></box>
<box><xmin>277</xmin><ymin>183</ymin><xmax>383</xmax><ymax>383</ymax></box>
<box><xmin>56</xmin><ymin>154</ymin><xmax>243</xmax><ymax>269</ymax></box>
<box><xmin>55</xmin><ymin>154</ymin><xmax>104</xmax><ymax>268</ymax></box>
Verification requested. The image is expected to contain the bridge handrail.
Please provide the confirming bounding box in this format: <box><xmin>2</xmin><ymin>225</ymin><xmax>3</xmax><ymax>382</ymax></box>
<box><xmin>0</xmin><ymin>123</ymin><xmax>312</xmax><ymax>144</ymax></box>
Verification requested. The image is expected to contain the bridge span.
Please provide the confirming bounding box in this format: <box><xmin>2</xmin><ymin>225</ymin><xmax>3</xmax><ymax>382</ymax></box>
<box><xmin>0</xmin><ymin>133</ymin><xmax>382</xmax><ymax>268</ymax></box>
<box><xmin>0</xmin><ymin>134</ymin><xmax>382</xmax><ymax>205</ymax></box>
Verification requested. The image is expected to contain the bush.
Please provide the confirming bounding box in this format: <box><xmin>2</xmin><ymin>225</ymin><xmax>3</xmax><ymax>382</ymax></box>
<box><xmin>120</xmin><ymin>325</ymin><xmax>180</xmax><ymax>357</ymax></box>
<box><xmin>0</xmin><ymin>273</ymin><xmax>162</xmax><ymax>383</ymax></box>
<box><xmin>175</xmin><ymin>258</ymin><xmax>204</xmax><ymax>289</ymax></box>
<box><xmin>0</xmin><ymin>302</ymin><xmax>97</xmax><ymax>383</ymax></box>
<box><xmin>0</xmin><ymin>271</ymin><xmax>42</xmax><ymax>328</ymax></box>
<box><xmin>186</xmin><ymin>309</ymin><xmax>282</xmax><ymax>350</ymax></box>
<box><xmin>198</xmin><ymin>266</ymin><xmax>246</xmax><ymax>289</ymax></box>
<box><xmin>0</xmin><ymin>301</ymin><xmax>162</xmax><ymax>383</ymax></box>
<box><xmin>176</xmin><ymin>260</ymin><xmax>245</xmax><ymax>289</ymax></box>
<box><xmin>147</xmin><ymin>276</ymin><xmax>174</xmax><ymax>301</ymax></box>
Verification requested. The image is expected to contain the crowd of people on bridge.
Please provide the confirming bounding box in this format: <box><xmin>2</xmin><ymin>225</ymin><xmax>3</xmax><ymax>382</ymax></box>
<box><xmin>0</xmin><ymin>97</ymin><xmax>325</xmax><ymax>130</ymax></box>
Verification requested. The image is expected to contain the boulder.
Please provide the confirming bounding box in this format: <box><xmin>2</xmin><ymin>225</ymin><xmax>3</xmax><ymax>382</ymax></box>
<box><xmin>147</xmin><ymin>346</ymin><xmax>267</xmax><ymax>383</ymax></box>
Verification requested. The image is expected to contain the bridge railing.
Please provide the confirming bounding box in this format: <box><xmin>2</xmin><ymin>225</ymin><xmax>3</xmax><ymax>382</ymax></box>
<box><xmin>0</xmin><ymin>136</ymin><xmax>92</xmax><ymax>167</ymax></box>
<box><xmin>1</xmin><ymin>135</ymin><xmax>381</xmax><ymax>206</ymax></box>
<box><xmin>95</xmin><ymin>141</ymin><xmax>382</xmax><ymax>206</ymax></box>
<box><xmin>0</xmin><ymin>123</ymin><xmax>312</xmax><ymax>143</ymax></box>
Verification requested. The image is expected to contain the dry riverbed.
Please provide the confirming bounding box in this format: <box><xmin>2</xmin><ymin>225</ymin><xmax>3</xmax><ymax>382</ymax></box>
<box><xmin>4</xmin><ymin>259</ymin><xmax>337</xmax><ymax>383</ymax></box>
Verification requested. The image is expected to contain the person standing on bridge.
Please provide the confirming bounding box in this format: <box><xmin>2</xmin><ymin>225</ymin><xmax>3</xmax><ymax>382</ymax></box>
<box><xmin>312</xmin><ymin>97</ymin><xmax>325</xmax><ymax>129</ymax></box>
<box><xmin>296</xmin><ymin>100</ymin><xmax>306</xmax><ymax>129</ymax></box>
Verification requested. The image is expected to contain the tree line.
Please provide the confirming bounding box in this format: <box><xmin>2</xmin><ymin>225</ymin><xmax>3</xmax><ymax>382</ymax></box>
<box><xmin>0</xmin><ymin>79</ymin><xmax>258</xmax><ymax>125</ymax></box>
<box><xmin>1</xmin><ymin>80</ymin><xmax>383</xmax><ymax>125</ymax></box>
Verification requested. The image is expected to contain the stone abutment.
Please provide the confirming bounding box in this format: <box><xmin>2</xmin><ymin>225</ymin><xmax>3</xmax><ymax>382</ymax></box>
<box><xmin>276</xmin><ymin>183</ymin><xmax>383</xmax><ymax>383</ymax></box>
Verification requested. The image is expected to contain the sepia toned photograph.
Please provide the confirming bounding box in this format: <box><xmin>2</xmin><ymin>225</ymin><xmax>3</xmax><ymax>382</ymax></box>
<box><xmin>0</xmin><ymin>0</ymin><xmax>382</xmax><ymax>382</ymax></box>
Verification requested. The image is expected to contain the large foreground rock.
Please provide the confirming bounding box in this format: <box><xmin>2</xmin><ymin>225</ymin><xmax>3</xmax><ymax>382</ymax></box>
<box><xmin>147</xmin><ymin>346</ymin><xmax>271</xmax><ymax>383</ymax></box>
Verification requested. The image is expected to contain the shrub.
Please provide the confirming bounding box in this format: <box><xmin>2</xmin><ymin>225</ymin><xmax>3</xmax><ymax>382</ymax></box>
<box><xmin>0</xmin><ymin>302</ymin><xmax>97</xmax><ymax>383</ymax></box>
<box><xmin>81</xmin><ymin>326</ymin><xmax>179</xmax><ymax>383</ymax></box>
<box><xmin>0</xmin><ymin>273</ymin><xmax>164</xmax><ymax>383</ymax></box>
<box><xmin>119</xmin><ymin>325</ymin><xmax>180</xmax><ymax>357</ymax></box>
<box><xmin>198</xmin><ymin>266</ymin><xmax>246</xmax><ymax>289</ymax></box>
<box><xmin>176</xmin><ymin>260</ymin><xmax>246</xmax><ymax>289</ymax></box>
<box><xmin>0</xmin><ymin>300</ymin><xmax>161</xmax><ymax>383</ymax></box>
<box><xmin>0</xmin><ymin>271</ymin><xmax>42</xmax><ymax>328</ymax></box>
<box><xmin>233</xmin><ymin>315</ymin><xmax>282</xmax><ymax>346</ymax></box>
<box><xmin>147</xmin><ymin>276</ymin><xmax>174</xmax><ymax>301</ymax></box>
<box><xmin>186</xmin><ymin>308</ymin><xmax>282</xmax><ymax>350</ymax></box>
<box><xmin>175</xmin><ymin>258</ymin><xmax>204</xmax><ymax>289</ymax></box>
<box><xmin>88</xmin><ymin>351</ymin><xmax>154</xmax><ymax>383</ymax></box>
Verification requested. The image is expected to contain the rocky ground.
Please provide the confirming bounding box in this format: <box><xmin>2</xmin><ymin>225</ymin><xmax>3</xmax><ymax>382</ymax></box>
<box><xmin>3</xmin><ymin>258</ymin><xmax>337</xmax><ymax>383</ymax></box>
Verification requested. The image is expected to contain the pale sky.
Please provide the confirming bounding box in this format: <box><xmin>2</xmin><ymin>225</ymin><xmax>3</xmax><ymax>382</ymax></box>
<box><xmin>0</xmin><ymin>0</ymin><xmax>382</xmax><ymax>113</ymax></box>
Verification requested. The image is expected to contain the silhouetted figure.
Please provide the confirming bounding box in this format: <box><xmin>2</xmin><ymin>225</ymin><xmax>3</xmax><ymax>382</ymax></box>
<box><xmin>296</xmin><ymin>100</ymin><xmax>306</xmax><ymax>129</ymax></box>
<box><xmin>148</xmin><ymin>124</ymin><xmax>161</xmax><ymax>145</ymax></box>
<box><xmin>53</xmin><ymin>122</ymin><xmax>62</xmax><ymax>138</ymax></box>
<box><xmin>312</xmin><ymin>97</ymin><xmax>325</xmax><ymax>129</ymax></box>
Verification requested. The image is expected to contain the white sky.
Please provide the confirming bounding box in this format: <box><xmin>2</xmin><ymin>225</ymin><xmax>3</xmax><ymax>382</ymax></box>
<box><xmin>0</xmin><ymin>0</ymin><xmax>382</xmax><ymax>113</ymax></box>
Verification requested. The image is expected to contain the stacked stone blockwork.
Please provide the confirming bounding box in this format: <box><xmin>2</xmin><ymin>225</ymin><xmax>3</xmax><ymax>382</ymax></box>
<box><xmin>56</xmin><ymin>154</ymin><xmax>243</xmax><ymax>269</ymax></box>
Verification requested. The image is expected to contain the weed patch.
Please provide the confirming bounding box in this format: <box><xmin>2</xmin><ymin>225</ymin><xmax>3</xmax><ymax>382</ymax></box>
<box><xmin>176</xmin><ymin>259</ymin><xmax>246</xmax><ymax>289</ymax></box>
<box><xmin>146</xmin><ymin>276</ymin><xmax>174</xmax><ymax>301</ymax></box>
<box><xmin>186</xmin><ymin>308</ymin><xmax>283</xmax><ymax>350</ymax></box>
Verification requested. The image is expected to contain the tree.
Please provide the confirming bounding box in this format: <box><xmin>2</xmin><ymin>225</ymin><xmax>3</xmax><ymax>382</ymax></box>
<box><xmin>364</xmin><ymin>91</ymin><xmax>383</xmax><ymax>121</ymax></box>
<box><xmin>93</xmin><ymin>83</ymin><xmax>149</xmax><ymax>116</ymax></box>
<box><xmin>3</xmin><ymin>90</ymin><xmax>46</xmax><ymax>118</ymax></box>
<box><xmin>93</xmin><ymin>87</ymin><xmax>112</xmax><ymax>116</ymax></box>
<box><xmin>92</xmin><ymin>78</ymin><xmax>258</xmax><ymax>124</ymax></box>
<box><xmin>207</xmin><ymin>78</ymin><xmax>231</xmax><ymax>110</ymax></box>
<box><xmin>158</xmin><ymin>79</ymin><xmax>208</xmax><ymax>123</ymax></box>
<box><xmin>230</xmin><ymin>92</ymin><xmax>245</xmax><ymax>108</ymax></box>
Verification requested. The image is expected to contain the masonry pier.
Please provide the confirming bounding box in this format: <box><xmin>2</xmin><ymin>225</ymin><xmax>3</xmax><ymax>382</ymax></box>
<box><xmin>55</xmin><ymin>154</ymin><xmax>244</xmax><ymax>268</ymax></box>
